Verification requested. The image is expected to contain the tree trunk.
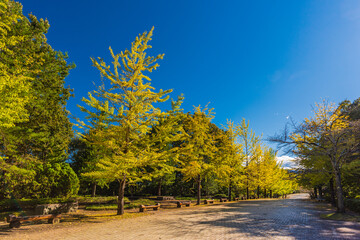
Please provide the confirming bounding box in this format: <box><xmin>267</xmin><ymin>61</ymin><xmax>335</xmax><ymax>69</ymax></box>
<box><xmin>157</xmin><ymin>179</ymin><xmax>162</xmax><ymax>196</ymax></box>
<box><xmin>257</xmin><ymin>185</ymin><xmax>260</xmax><ymax>199</ymax></box>
<box><xmin>264</xmin><ymin>188</ymin><xmax>267</xmax><ymax>198</ymax></box>
<box><xmin>318</xmin><ymin>186</ymin><xmax>323</xmax><ymax>199</ymax></box>
<box><xmin>329</xmin><ymin>177</ymin><xmax>336</xmax><ymax>207</ymax></box>
<box><xmin>197</xmin><ymin>175</ymin><xmax>201</xmax><ymax>205</ymax></box>
<box><xmin>91</xmin><ymin>183</ymin><xmax>97</xmax><ymax>197</ymax></box>
<box><xmin>246</xmin><ymin>186</ymin><xmax>249</xmax><ymax>200</ymax></box>
<box><xmin>314</xmin><ymin>187</ymin><xmax>318</xmax><ymax>199</ymax></box>
<box><xmin>117</xmin><ymin>175</ymin><xmax>126</xmax><ymax>215</ymax></box>
<box><xmin>228</xmin><ymin>178</ymin><xmax>232</xmax><ymax>201</ymax></box>
<box><xmin>270</xmin><ymin>190</ymin><xmax>272</xmax><ymax>198</ymax></box>
<box><xmin>334</xmin><ymin>169</ymin><xmax>345</xmax><ymax>213</ymax></box>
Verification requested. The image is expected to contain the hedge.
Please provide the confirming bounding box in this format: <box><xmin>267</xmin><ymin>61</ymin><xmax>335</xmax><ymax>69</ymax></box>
<box><xmin>345</xmin><ymin>198</ymin><xmax>360</xmax><ymax>213</ymax></box>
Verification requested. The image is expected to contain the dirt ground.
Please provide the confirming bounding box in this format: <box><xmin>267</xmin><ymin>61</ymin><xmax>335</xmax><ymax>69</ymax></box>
<box><xmin>1</xmin><ymin>194</ymin><xmax>359</xmax><ymax>240</ymax></box>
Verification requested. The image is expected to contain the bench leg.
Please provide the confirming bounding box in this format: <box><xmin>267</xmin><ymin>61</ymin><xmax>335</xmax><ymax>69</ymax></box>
<box><xmin>48</xmin><ymin>218</ymin><xmax>60</xmax><ymax>224</ymax></box>
<box><xmin>9</xmin><ymin>221</ymin><xmax>21</xmax><ymax>228</ymax></box>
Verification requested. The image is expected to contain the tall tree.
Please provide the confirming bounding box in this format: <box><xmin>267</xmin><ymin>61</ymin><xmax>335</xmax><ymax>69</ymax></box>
<box><xmin>237</xmin><ymin>119</ymin><xmax>260</xmax><ymax>199</ymax></box>
<box><xmin>271</xmin><ymin>100</ymin><xmax>359</xmax><ymax>212</ymax></box>
<box><xmin>148</xmin><ymin>95</ymin><xmax>185</xmax><ymax>196</ymax></box>
<box><xmin>216</xmin><ymin>120</ymin><xmax>244</xmax><ymax>201</ymax></box>
<box><xmin>180</xmin><ymin>106</ymin><xmax>216</xmax><ymax>205</ymax></box>
<box><xmin>79</xmin><ymin>28</ymin><xmax>172</xmax><ymax>215</ymax></box>
<box><xmin>0</xmin><ymin>0</ymin><xmax>77</xmax><ymax>199</ymax></box>
<box><xmin>0</xmin><ymin>0</ymin><xmax>32</xmax><ymax>128</ymax></box>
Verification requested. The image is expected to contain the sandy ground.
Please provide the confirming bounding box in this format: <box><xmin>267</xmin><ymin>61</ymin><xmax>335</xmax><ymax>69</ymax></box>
<box><xmin>1</xmin><ymin>194</ymin><xmax>359</xmax><ymax>240</ymax></box>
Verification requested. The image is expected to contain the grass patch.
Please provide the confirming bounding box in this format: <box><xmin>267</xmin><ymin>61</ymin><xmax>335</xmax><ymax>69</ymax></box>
<box><xmin>85</xmin><ymin>198</ymin><xmax>155</xmax><ymax>211</ymax></box>
<box><xmin>85</xmin><ymin>204</ymin><xmax>118</xmax><ymax>211</ymax></box>
<box><xmin>76</xmin><ymin>196</ymin><xmax>122</xmax><ymax>205</ymax></box>
<box><xmin>320</xmin><ymin>213</ymin><xmax>360</xmax><ymax>222</ymax></box>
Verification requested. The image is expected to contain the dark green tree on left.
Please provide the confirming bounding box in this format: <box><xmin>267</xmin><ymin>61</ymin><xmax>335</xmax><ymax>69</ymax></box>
<box><xmin>0</xmin><ymin>0</ymin><xmax>78</xmax><ymax>199</ymax></box>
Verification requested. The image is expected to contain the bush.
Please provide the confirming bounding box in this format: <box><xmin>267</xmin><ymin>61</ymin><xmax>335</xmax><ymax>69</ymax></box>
<box><xmin>345</xmin><ymin>199</ymin><xmax>360</xmax><ymax>213</ymax></box>
<box><xmin>76</xmin><ymin>196</ymin><xmax>120</xmax><ymax>205</ymax></box>
<box><xmin>1</xmin><ymin>162</ymin><xmax>79</xmax><ymax>199</ymax></box>
<box><xmin>214</xmin><ymin>193</ymin><xmax>227</xmax><ymax>199</ymax></box>
<box><xmin>0</xmin><ymin>198</ymin><xmax>76</xmax><ymax>211</ymax></box>
<box><xmin>37</xmin><ymin>162</ymin><xmax>80</xmax><ymax>198</ymax></box>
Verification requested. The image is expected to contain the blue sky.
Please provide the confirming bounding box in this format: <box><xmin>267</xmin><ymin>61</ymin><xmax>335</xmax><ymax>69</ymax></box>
<box><xmin>22</xmin><ymin>0</ymin><xmax>360</xmax><ymax>154</ymax></box>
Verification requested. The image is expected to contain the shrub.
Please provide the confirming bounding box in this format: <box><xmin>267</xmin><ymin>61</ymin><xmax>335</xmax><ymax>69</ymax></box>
<box><xmin>0</xmin><ymin>198</ymin><xmax>76</xmax><ymax>211</ymax></box>
<box><xmin>345</xmin><ymin>199</ymin><xmax>360</xmax><ymax>213</ymax></box>
<box><xmin>214</xmin><ymin>193</ymin><xmax>227</xmax><ymax>199</ymax></box>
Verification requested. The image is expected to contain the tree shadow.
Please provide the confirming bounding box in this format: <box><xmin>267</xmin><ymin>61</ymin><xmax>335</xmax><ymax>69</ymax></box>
<box><xmin>161</xmin><ymin>199</ymin><xmax>360</xmax><ymax>239</ymax></box>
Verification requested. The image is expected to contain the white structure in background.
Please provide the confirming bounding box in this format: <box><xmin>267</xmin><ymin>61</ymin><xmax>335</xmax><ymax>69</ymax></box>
<box><xmin>276</xmin><ymin>155</ymin><xmax>298</xmax><ymax>169</ymax></box>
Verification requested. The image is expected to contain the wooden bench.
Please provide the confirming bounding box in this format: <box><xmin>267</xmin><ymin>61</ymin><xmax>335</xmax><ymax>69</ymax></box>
<box><xmin>204</xmin><ymin>199</ymin><xmax>214</xmax><ymax>204</ymax></box>
<box><xmin>6</xmin><ymin>214</ymin><xmax>61</xmax><ymax>228</ymax></box>
<box><xmin>234</xmin><ymin>197</ymin><xmax>239</xmax><ymax>201</ymax></box>
<box><xmin>220</xmin><ymin>198</ymin><xmax>228</xmax><ymax>202</ymax></box>
<box><xmin>139</xmin><ymin>203</ymin><xmax>160</xmax><ymax>212</ymax></box>
<box><xmin>176</xmin><ymin>201</ymin><xmax>191</xmax><ymax>208</ymax></box>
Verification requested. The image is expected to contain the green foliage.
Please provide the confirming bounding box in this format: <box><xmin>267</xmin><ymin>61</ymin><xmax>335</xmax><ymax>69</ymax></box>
<box><xmin>344</xmin><ymin>199</ymin><xmax>360</xmax><ymax>214</ymax></box>
<box><xmin>75</xmin><ymin>196</ymin><xmax>119</xmax><ymax>204</ymax></box>
<box><xmin>179</xmin><ymin>105</ymin><xmax>216</xmax><ymax>204</ymax></box>
<box><xmin>180</xmin><ymin>106</ymin><xmax>216</xmax><ymax>181</ymax></box>
<box><xmin>0</xmin><ymin>0</ymin><xmax>32</xmax><ymax>128</ymax></box>
<box><xmin>146</xmin><ymin>95</ymin><xmax>185</xmax><ymax>195</ymax></box>
<box><xmin>2</xmin><ymin>162</ymin><xmax>79</xmax><ymax>199</ymax></box>
<box><xmin>79</xmin><ymin>27</ymin><xmax>172</xmax><ymax>214</ymax></box>
<box><xmin>0</xmin><ymin>197</ymin><xmax>77</xmax><ymax>211</ymax></box>
<box><xmin>0</xmin><ymin>0</ymin><xmax>77</xmax><ymax>200</ymax></box>
<box><xmin>284</xmin><ymin>100</ymin><xmax>360</xmax><ymax>212</ymax></box>
<box><xmin>85</xmin><ymin>199</ymin><xmax>155</xmax><ymax>210</ymax></box>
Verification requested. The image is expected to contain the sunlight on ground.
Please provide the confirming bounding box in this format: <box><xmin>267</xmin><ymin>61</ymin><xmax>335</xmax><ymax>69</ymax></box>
<box><xmin>320</xmin><ymin>213</ymin><xmax>360</xmax><ymax>222</ymax></box>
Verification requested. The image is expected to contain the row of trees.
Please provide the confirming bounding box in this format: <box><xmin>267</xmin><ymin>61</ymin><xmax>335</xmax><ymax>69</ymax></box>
<box><xmin>271</xmin><ymin>99</ymin><xmax>360</xmax><ymax>213</ymax></box>
<box><xmin>1</xmin><ymin>0</ymin><xmax>297</xmax><ymax>216</ymax></box>
<box><xmin>73</xmin><ymin>28</ymin><xmax>297</xmax><ymax>215</ymax></box>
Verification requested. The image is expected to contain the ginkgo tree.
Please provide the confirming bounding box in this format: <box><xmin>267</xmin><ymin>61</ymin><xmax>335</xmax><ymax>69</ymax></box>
<box><xmin>147</xmin><ymin>95</ymin><xmax>185</xmax><ymax>196</ymax></box>
<box><xmin>180</xmin><ymin>106</ymin><xmax>216</xmax><ymax>205</ymax></box>
<box><xmin>79</xmin><ymin>27</ymin><xmax>172</xmax><ymax>215</ymax></box>
<box><xmin>216</xmin><ymin>120</ymin><xmax>244</xmax><ymax>201</ymax></box>
<box><xmin>237</xmin><ymin>119</ymin><xmax>260</xmax><ymax>199</ymax></box>
<box><xmin>271</xmin><ymin>100</ymin><xmax>359</xmax><ymax>212</ymax></box>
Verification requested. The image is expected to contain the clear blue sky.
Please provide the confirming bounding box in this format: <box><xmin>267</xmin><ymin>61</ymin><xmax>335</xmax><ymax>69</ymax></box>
<box><xmin>22</xmin><ymin>0</ymin><xmax>360</xmax><ymax>150</ymax></box>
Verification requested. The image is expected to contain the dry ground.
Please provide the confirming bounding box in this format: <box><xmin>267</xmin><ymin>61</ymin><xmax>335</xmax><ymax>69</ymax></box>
<box><xmin>1</xmin><ymin>194</ymin><xmax>359</xmax><ymax>240</ymax></box>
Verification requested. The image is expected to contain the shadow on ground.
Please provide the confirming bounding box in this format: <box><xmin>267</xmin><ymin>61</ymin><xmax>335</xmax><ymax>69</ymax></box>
<box><xmin>160</xmin><ymin>198</ymin><xmax>360</xmax><ymax>239</ymax></box>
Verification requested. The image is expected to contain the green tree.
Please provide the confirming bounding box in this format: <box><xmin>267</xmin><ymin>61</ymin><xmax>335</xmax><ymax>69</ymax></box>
<box><xmin>79</xmin><ymin>28</ymin><xmax>172</xmax><ymax>215</ymax></box>
<box><xmin>0</xmin><ymin>0</ymin><xmax>77</xmax><ymax>199</ymax></box>
<box><xmin>216</xmin><ymin>120</ymin><xmax>244</xmax><ymax>201</ymax></box>
<box><xmin>69</xmin><ymin>134</ymin><xmax>108</xmax><ymax>197</ymax></box>
<box><xmin>180</xmin><ymin>106</ymin><xmax>216</xmax><ymax>205</ymax></box>
<box><xmin>0</xmin><ymin>0</ymin><xmax>32</xmax><ymax>129</ymax></box>
<box><xmin>237</xmin><ymin>119</ymin><xmax>260</xmax><ymax>199</ymax></box>
<box><xmin>148</xmin><ymin>95</ymin><xmax>185</xmax><ymax>196</ymax></box>
<box><xmin>271</xmin><ymin>100</ymin><xmax>359</xmax><ymax>212</ymax></box>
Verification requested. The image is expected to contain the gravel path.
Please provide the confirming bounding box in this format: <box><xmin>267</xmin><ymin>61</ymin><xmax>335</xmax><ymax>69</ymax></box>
<box><xmin>1</xmin><ymin>194</ymin><xmax>359</xmax><ymax>239</ymax></box>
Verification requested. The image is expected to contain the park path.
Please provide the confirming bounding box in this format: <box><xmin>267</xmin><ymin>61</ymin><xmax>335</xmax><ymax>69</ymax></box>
<box><xmin>1</xmin><ymin>193</ymin><xmax>360</xmax><ymax>239</ymax></box>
